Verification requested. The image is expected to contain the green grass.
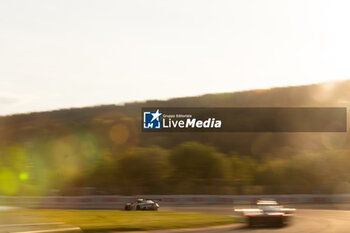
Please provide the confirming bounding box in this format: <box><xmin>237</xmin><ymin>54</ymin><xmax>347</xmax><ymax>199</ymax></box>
<box><xmin>0</xmin><ymin>209</ymin><xmax>237</xmax><ymax>232</ymax></box>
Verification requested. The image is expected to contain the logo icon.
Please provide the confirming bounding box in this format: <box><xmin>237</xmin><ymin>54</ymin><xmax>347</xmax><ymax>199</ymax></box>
<box><xmin>143</xmin><ymin>109</ymin><xmax>162</xmax><ymax>129</ymax></box>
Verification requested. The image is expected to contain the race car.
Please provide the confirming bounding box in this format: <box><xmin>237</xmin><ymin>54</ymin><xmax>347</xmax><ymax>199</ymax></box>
<box><xmin>124</xmin><ymin>198</ymin><xmax>160</xmax><ymax>211</ymax></box>
<box><xmin>235</xmin><ymin>199</ymin><xmax>295</xmax><ymax>227</ymax></box>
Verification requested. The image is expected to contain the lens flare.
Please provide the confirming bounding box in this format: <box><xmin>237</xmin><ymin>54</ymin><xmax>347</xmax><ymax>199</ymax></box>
<box><xmin>109</xmin><ymin>124</ymin><xmax>130</xmax><ymax>144</ymax></box>
<box><xmin>19</xmin><ymin>172</ymin><xmax>28</xmax><ymax>181</ymax></box>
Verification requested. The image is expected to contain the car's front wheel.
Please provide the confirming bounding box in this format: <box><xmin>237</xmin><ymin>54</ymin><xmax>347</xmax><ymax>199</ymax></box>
<box><xmin>276</xmin><ymin>218</ymin><xmax>284</xmax><ymax>228</ymax></box>
<box><xmin>247</xmin><ymin>217</ymin><xmax>255</xmax><ymax>228</ymax></box>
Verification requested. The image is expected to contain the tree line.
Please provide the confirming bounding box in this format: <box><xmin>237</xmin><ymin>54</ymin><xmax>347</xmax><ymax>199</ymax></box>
<box><xmin>88</xmin><ymin>142</ymin><xmax>350</xmax><ymax>196</ymax></box>
<box><xmin>1</xmin><ymin>135</ymin><xmax>350</xmax><ymax>196</ymax></box>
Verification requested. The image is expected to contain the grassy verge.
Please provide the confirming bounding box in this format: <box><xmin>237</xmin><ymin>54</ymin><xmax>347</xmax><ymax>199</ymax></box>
<box><xmin>0</xmin><ymin>209</ymin><xmax>237</xmax><ymax>232</ymax></box>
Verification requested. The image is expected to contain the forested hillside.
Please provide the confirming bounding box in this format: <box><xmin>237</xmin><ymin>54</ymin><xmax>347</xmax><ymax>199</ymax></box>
<box><xmin>0</xmin><ymin>80</ymin><xmax>349</xmax><ymax>195</ymax></box>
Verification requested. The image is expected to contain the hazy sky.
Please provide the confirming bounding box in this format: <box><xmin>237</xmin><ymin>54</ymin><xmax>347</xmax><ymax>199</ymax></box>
<box><xmin>1</xmin><ymin>0</ymin><xmax>350</xmax><ymax>115</ymax></box>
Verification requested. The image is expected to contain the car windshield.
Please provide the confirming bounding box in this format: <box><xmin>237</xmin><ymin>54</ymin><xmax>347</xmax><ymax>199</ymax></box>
<box><xmin>260</xmin><ymin>205</ymin><xmax>281</xmax><ymax>212</ymax></box>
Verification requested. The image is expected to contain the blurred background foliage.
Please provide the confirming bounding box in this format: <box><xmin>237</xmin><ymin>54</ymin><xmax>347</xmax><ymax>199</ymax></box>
<box><xmin>1</xmin><ymin>80</ymin><xmax>350</xmax><ymax>195</ymax></box>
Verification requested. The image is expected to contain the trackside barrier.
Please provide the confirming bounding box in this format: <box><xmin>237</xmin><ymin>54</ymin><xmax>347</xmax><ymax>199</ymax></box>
<box><xmin>1</xmin><ymin>194</ymin><xmax>350</xmax><ymax>208</ymax></box>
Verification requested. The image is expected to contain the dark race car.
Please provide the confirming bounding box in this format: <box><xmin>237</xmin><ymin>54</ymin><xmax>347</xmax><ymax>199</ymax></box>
<box><xmin>124</xmin><ymin>199</ymin><xmax>160</xmax><ymax>211</ymax></box>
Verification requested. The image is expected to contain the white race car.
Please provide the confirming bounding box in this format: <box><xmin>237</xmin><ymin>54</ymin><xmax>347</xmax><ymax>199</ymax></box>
<box><xmin>124</xmin><ymin>199</ymin><xmax>160</xmax><ymax>211</ymax></box>
<box><xmin>235</xmin><ymin>199</ymin><xmax>295</xmax><ymax>227</ymax></box>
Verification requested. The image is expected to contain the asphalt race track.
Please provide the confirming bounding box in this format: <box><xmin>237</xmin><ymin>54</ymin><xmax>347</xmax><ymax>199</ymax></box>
<box><xmin>1</xmin><ymin>205</ymin><xmax>350</xmax><ymax>233</ymax></box>
<box><xmin>162</xmin><ymin>205</ymin><xmax>350</xmax><ymax>233</ymax></box>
